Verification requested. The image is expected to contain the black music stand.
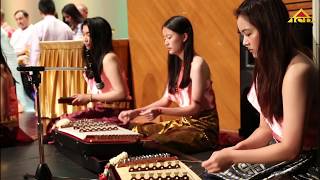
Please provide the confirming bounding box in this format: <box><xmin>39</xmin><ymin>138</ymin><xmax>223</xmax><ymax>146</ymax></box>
<box><xmin>17</xmin><ymin>66</ymin><xmax>92</xmax><ymax>180</ymax></box>
<box><xmin>16</xmin><ymin>66</ymin><xmax>52</xmax><ymax>180</ymax></box>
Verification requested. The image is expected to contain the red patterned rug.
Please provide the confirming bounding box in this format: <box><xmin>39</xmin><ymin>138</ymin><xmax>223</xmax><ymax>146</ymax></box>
<box><xmin>218</xmin><ymin>129</ymin><xmax>243</xmax><ymax>148</ymax></box>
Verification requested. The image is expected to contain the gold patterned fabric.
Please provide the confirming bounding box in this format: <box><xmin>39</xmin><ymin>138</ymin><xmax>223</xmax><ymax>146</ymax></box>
<box><xmin>132</xmin><ymin>109</ymin><xmax>219</xmax><ymax>153</ymax></box>
<box><xmin>39</xmin><ymin>40</ymin><xmax>87</xmax><ymax>118</ymax></box>
<box><xmin>0</xmin><ymin>65</ymin><xmax>18</xmax><ymax>127</ymax></box>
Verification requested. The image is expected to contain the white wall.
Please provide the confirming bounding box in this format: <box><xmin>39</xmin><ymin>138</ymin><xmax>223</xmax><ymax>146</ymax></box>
<box><xmin>1</xmin><ymin>0</ymin><xmax>128</xmax><ymax>39</ymax></box>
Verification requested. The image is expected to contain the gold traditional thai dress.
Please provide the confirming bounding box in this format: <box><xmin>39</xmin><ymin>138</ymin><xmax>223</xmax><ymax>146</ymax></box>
<box><xmin>0</xmin><ymin>64</ymin><xmax>18</xmax><ymax>124</ymax></box>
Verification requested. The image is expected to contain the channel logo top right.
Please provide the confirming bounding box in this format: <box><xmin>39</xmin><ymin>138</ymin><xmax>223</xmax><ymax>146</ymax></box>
<box><xmin>288</xmin><ymin>8</ymin><xmax>312</xmax><ymax>23</ymax></box>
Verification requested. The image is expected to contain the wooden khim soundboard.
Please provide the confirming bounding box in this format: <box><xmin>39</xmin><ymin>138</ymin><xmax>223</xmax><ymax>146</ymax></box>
<box><xmin>112</xmin><ymin>153</ymin><xmax>201</xmax><ymax>180</ymax></box>
<box><xmin>54</xmin><ymin>119</ymin><xmax>154</xmax><ymax>173</ymax></box>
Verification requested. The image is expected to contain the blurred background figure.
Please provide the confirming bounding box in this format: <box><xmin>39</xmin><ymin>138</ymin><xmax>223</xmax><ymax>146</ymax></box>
<box><xmin>1</xmin><ymin>28</ymin><xmax>36</xmax><ymax>145</ymax></box>
<box><xmin>76</xmin><ymin>3</ymin><xmax>88</xmax><ymax>19</ymax></box>
<box><xmin>62</xmin><ymin>3</ymin><xmax>84</xmax><ymax>40</ymax></box>
<box><xmin>29</xmin><ymin>0</ymin><xmax>73</xmax><ymax>66</ymax></box>
<box><xmin>1</xmin><ymin>9</ymin><xmax>15</xmax><ymax>38</ymax></box>
<box><xmin>0</xmin><ymin>48</ymin><xmax>19</xmax><ymax>146</ymax></box>
<box><xmin>10</xmin><ymin>10</ymin><xmax>35</xmax><ymax>108</ymax></box>
<box><xmin>10</xmin><ymin>10</ymin><xmax>34</xmax><ymax>63</ymax></box>
<box><xmin>1</xmin><ymin>26</ymin><xmax>35</xmax><ymax>113</ymax></box>
<box><xmin>0</xmin><ymin>49</ymin><xmax>18</xmax><ymax>125</ymax></box>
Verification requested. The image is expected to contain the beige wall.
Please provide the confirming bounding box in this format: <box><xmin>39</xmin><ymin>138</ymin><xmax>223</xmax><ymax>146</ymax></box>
<box><xmin>0</xmin><ymin>0</ymin><xmax>128</xmax><ymax>39</ymax></box>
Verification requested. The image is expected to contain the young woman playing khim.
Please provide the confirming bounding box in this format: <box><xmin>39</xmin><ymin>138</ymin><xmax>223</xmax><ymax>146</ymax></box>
<box><xmin>52</xmin><ymin>17</ymin><xmax>131</xmax><ymax>129</ymax></box>
<box><xmin>202</xmin><ymin>0</ymin><xmax>319</xmax><ymax>179</ymax></box>
<box><xmin>118</xmin><ymin>16</ymin><xmax>219</xmax><ymax>153</ymax></box>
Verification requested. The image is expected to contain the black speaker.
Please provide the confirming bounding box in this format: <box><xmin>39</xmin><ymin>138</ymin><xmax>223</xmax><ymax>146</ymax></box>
<box><xmin>291</xmin><ymin>23</ymin><xmax>313</xmax><ymax>50</ymax></box>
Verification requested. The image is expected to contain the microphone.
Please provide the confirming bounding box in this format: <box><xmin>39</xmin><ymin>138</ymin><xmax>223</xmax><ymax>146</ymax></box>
<box><xmin>17</xmin><ymin>66</ymin><xmax>84</xmax><ymax>71</ymax></box>
<box><xmin>84</xmin><ymin>49</ymin><xmax>94</xmax><ymax>79</ymax></box>
<box><xmin>17</xmin><ymin>66</ymin><xmax>45</xmax><ymax>72</ymax></box>
<box><xmin>84</xmin><ymin>49</ymin><xmax>104</xmax><ymax>90</ymax></box>
<box><xmin>92</xmin><ymin>63</ymin><xmax>105</xmax><ymax>89</ymax></box>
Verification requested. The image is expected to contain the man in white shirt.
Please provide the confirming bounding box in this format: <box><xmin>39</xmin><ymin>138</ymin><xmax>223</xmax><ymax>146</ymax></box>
<box><xmin>29</xmin><ymin>0</ymin><xmax>73</xmax><ymax>66</ymax></box>
<box><xmin>10</xmin><ymin>10</ymin><xmax>34</xmax><ymax>60</ymax></box>
<box><xmin>10</xmin><ymin>10</ymin><xmax>35</xmax><ymax>112</ymax></box>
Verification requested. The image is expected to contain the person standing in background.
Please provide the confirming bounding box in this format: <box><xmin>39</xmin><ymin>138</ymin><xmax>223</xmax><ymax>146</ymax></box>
<box><xmin>62</xmin><ymin>3</ymin><xmax>84</xmax><ymax>40</ymax></box>
<box><xmin>1</xmin><ymin>27</ymin><xmax>35</xmax><ymax>113</ymax></box>
<box><xmin>0</xmin><ymin>49</ymin><xmax>18</xmax><ymax>124</ymax></box>
<box><xmin>76</xmin><ymin>3</ymin><xmax>88</xmax><ymax>19</ymax></box>
<box><xmin>0</xmin><ymin>49</ymin><xmax>20</xmax><ymax>146</ymax></box>
<box><xmin>0</xmin><ymin>9</ymin><xmax>15</xmax><ymax>38</ymax></box>
<box><xmin>10</xmin><ymin>10</ymin><xmax>34</xmax><ymax>59</ymax></box>
<box><xmin>29</xmin><ymin>0</ymin><xmax>73</xmax><ymax>66</ymax></box>
<box><xmin>1</xmin><ymin>47</ymin><xmax>34</xmax><ymax>144</ymax></box>
<box><xmin>10</xmin><ymin>10</ymin><xmax>35</xmax><ymax>111</ymax></box>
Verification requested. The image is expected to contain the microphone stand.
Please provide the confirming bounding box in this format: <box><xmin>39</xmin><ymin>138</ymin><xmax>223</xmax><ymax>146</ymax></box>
<box><xmin>17</xmin><ymin>66</ymin><xmax>92</xmax><ymax>180</ymax></box>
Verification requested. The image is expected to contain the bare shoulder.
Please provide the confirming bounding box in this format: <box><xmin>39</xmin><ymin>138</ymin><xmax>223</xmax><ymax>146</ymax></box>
<box><xmin>191</xmin><ymin>55</ymin><xmax>210</xmax><ymax>70</ymax></box>
<box><xmin>192</xmin><ymin>55</ymin><xmax>205</xmax><ymax>65</ymax></box>
<box><xmin>286</xmin><ymin>53</ymin><xmax>316</xmax><ymax>77</ymax></box>
<box><xmin>284</xmin><ymin>53</ymin><xmax>316</xmax><ymax>85</ymax></box>
<box><xmin>103</xmin><ymin>52</ymin><xmax>120</xmax><ymax>65</ymax></box>
<box><xmin>191</xmin><ymin>55</ymin><xmax>211</xmax><ymax>78</ymax></box>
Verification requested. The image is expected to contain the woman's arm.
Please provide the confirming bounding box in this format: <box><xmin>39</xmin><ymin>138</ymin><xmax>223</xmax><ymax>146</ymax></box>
<box><xmin>232</xmin><ymin>115</ymin><xmax>273</xmax><ymax>150</ymax></box>
<box><xmin>92</xmin><ymin>52</ymin><xmax>127</xmax><ymax>102</ymax></box>
<box><xmin>149</xmin><ymin>56</ymin><xmax>207</xmax><ymax>116</ymax></box>
<box><xmin>202</xmin><ymin>115</ymin><xmax>272</xmax><ymax>171</ymax></box>
<box><xmin>72</xmin><ymin>52</ymin><xmax>128</xmax><ymax>105</ymax></box>
<box><xmin>120</xmin><ymin>56</ymin><xmax>208</xmax><ymax>123</ymax></box>
<box><xmin>118</xmin><ymin>91</ymin><xmax>171</xmax><ymax>124</ymax></box>
<box><xmin>139</xmin><ymin>92</ymin><xmax>172</xmax><ymax>111</ymax></box>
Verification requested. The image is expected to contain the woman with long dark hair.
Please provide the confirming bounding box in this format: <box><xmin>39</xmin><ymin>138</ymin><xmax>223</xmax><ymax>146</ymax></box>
<box><xmin>202</xmin><ymin>0</ymin><xmax>319</xmax><ymax>179</ymax></box>
<box><xmin>118</xmin><ymin>16</ymin><xmax>219</xmax><ymax>153</ymax></box>
<box><xmin>62</xmin><ymin>3</ymin><xmax>84</xmax><ymax>40</ymax></box>
<box><xmin>52</xmin><ymin>17</ymin><xmax>130</xmax><ymax>127</ymax></box>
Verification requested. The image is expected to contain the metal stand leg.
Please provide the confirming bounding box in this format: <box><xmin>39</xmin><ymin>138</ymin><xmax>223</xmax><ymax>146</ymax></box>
<box><xmin>22</xmin><ymin>71</ymin><xmax>53</xmax><ymax>180</ymax></box>
<box><xmin>16</xmin><ymin>67</ymin><xmax>95</xmax><ymax>180</ymax></box>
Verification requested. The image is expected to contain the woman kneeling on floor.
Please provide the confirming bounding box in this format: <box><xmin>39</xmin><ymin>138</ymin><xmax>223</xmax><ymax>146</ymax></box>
<box><xmin>118</xmin><ymin>16</ymin><xmax>220</xmax><ymax>154</ymax></box>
